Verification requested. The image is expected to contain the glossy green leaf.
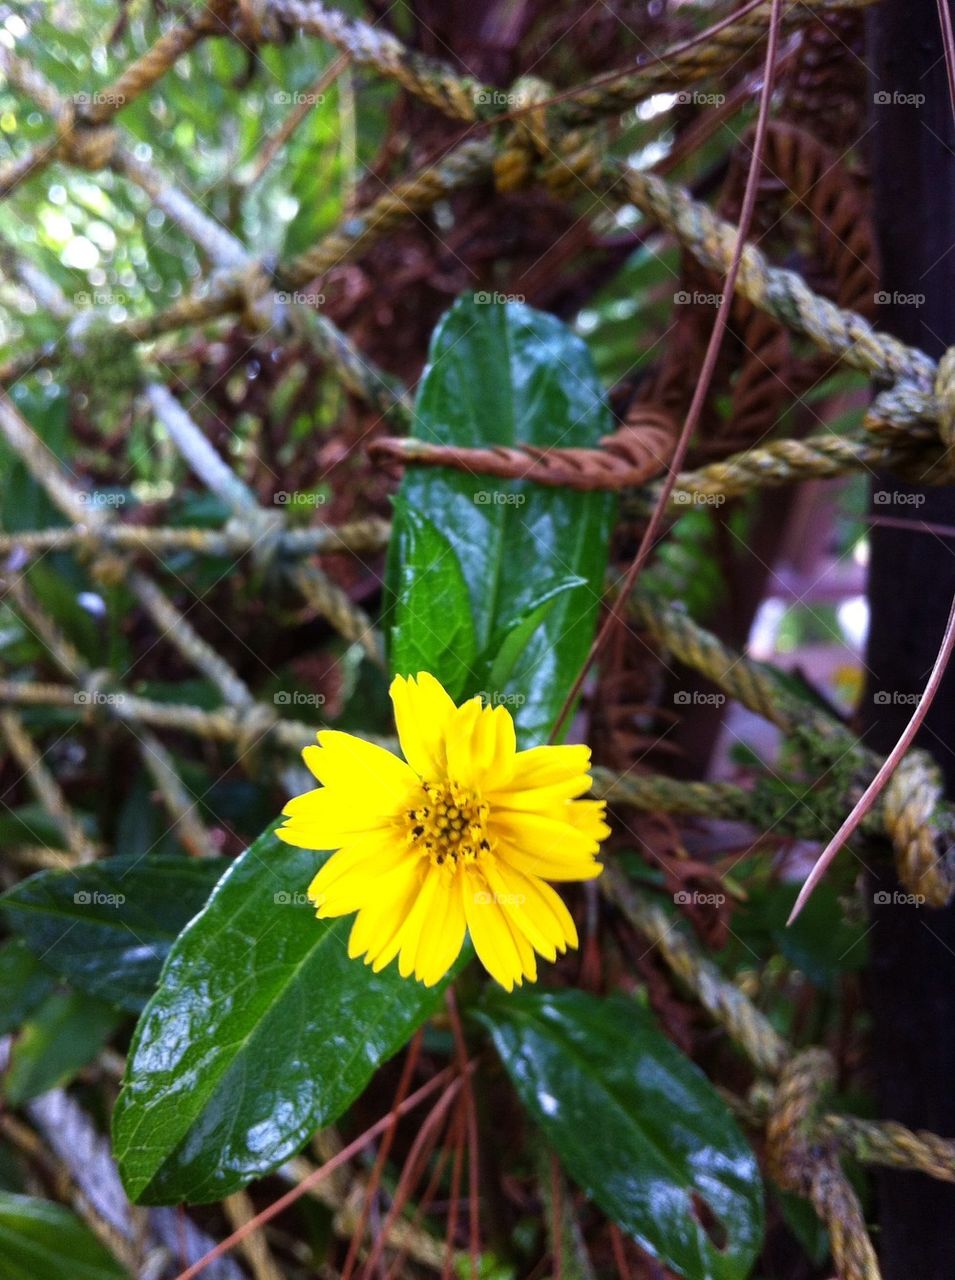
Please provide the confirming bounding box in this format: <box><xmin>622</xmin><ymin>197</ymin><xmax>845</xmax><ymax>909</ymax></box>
<box><xmin>389</xmin><ymin>509</ymin><xmax>478</xmax><ymax>700</ymax></box>
<box><xmin>0</xmin><ymin>1193</ymin><xmax>128</xmax><ymax>1280</ymax></box>
<box><xmin>1</xmin><ymin>855</ymin><xmax>228</xmax><ymax>1012</ymax></box>
<box><xmin>388</xmin><ymin>297</ymin><xmax>615</xmax><ymax>744</ymax></box>
<box><xmin>0</xmin><ymin>940</ymin><xmax>56</xmax><ymax>1036</ymax></box>
<box><xmin>113</xmin><ymin>828</ymin><xmax>454</xmax><ymax>1205</ymax></box>
<box><xmin>484</xmin><ymin>576</ymin><xmax>584</xmax><ymax>693</ymax></box>
<box><xmin>3</xmin><ymin>991</ymin><xmax>121</xmax><ymax>1106</ymax></box>
<box><xmin>477</xmin><ymin>990</ymin><xmax>764</xmax><ymax>1280</ymax></box>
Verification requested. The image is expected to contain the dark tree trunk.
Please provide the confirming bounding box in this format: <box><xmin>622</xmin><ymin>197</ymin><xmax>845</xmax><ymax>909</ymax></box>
<box><xmin>864</xmin><ymin>2</ymin><xmax>955</xmax><ymax>1276</ymax></box>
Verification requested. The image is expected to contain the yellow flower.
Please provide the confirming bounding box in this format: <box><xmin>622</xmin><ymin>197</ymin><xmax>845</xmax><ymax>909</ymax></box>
<box><xmin>277</xmin><ymin>672</ymin><xmax>609</xmax><ymax>991</ymax></box>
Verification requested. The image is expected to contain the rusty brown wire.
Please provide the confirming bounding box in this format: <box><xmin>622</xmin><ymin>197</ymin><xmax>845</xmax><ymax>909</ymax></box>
<box><xmin>369</xmin><ymin>408</ymin><xmax>678</xmax><ymax>492</ymax></box>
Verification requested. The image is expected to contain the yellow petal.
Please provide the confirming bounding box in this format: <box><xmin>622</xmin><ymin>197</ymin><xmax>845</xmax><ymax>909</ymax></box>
<box><xmin>484</xmin><ymin>860</ymin><xmax>580</xmax><ymax>958</ymax></box>
<box><xmin>490</xmin><ymin>809</ymin><xmax>603</xmax><ymax>860</ymax></box>
<box><xmin>463</xmin><ymin>869</ymin><xmax>525</xmax><ymax>991</ymax></box>
<box><xmin>309</xmin><ymin>836</ymin><xmax>414</xmax><ymax>916</ymax></box>
<box><xmin>469</xmin><ymin>703</ymin><xmax>517</xmax><ymax>789</ymax></box>
<box><xmin>494</xmin><ymin>861</ymin><xmax>579</xmax><ymax>952</ymax></box>
<box><xmin>506</xmin><ymin>744</ymin><xmax>592</xmax><ymax>790</ymax></box>
<box><xmin>414</xmin><ymin>874</ymin><xmax>467</xmax><ymax>986</ymax></box>
<box><xmin>503</xmin><ymin>910</ymin><xmax>538</xmax><ymax>984</ymax></box>
<box><xmin>444</xmin><ymin>697</ymin><xmax>483</xmax><ymax>788</ymax></box>
<box><xmin>565</xmin><ymin>798</ymin><xmax>611</xmax><ymax>843</ymax></box>
<box><xmin>279</xmin><ymin>787</ymin><xmax>388</xmax><ymax>850</ymax></box>
<box><xmin>482</xmin><ymin>861</ymin><xmax>557</xmax><ymax>961</ymax></box>
<box><xmin>303</xmin><ymin>731</ymin><xmax>417</xmax><ymax>804</ymax></box>
<box><xmin>390</xmin><ymin>673</ymin><xmax>457</xmax><ymax>779</ymax></box>
<box><xmin>348</xmin><ymin>859</ymin><xmax>425</xmax><ymax>963</ymax></box>
<box><xmin>394</xmin><ymin>868</ymin><xmax>443</xmax><ymax>978</ymax></box>
<box><xmin>487</xmin><ymin>774</ymin><xmax>592</xmax><ymax>810</ymax></box>
<box><xmin>496</xmin><ymin>837</ymin><xmax>603</xmax><ymax>882</ymax></box>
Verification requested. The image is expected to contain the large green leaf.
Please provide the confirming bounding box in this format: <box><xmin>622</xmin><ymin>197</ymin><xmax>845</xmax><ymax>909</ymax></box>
<box><xmin>477</xmin><ymin>990</ymin><xmax>764</xmax><ymax>1280</ymax></box>
<box><xmin>389</xmin><ymin>509</ymin><xmax>478</xmax><ymax>701</ymax></box>
<box><xmin>113</xmin><ymin>828</ymin><xmax>454</xmax><ymax>1205</ymax></box>
<box><xmin>3</xmin><ymin>991</ymin><xmax>121</xmax><ymax>1106</ymax></box>
<box><xmin>388</xmin><ymin>297</ymin><xmax>614</xmax><ymax>744</ymax></box>
<box><xmin>0</xmin><ymin>940</ymin><xmax>56</xmax><ymax>1036</ymax></box>
<box><xmin>0</xmin><ymin>1194</ymin><xmax>128</xmax><ymax>1280</ymax></box>
<box><xmin>1</xmin><ymin>856</ymin><xmax>228</xmax><ymax>1012</ymax></box>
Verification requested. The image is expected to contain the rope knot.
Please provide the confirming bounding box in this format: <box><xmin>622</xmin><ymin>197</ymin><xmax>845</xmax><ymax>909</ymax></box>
<box><xmin>77</xmin><ymin>668</ymin><xmax>118</xmax><ymax>724</ymax></box>
<box><xmin>241</xmin><ymin>507</ymin><xmax>286</xmax><ymax>575</ymax></box>
<box><xmin>90</xmin><ymin>553</ymin><xmax>128</xmax><ymax>588</ymax></box>
<box><xmin>541</xmin><ymin>125</ymin><xmax>605</xmax><ymax>200</ymax></box>
<box><xmin>226</xmin><ymin>0</ymin><xmax>289</xmax><ymax>45</ymax></box>
<box><xmin>54</xmin><ymin>101</ymin><xmax>117</xmax><ymax>171</ymax></box>
<box><xmin>234</xmin><ymin>700</ymin><xmax>279</xmax><ymax>764</ymax></box>
<box><xmin>492</xmin><ymin>77</ymin><xmax>604</xmax><ymax>199</ymax></box>
<box><xmin>234</xmin><ymin>258</ymin><xmax>276</xmax><ymax>332</ymax></box>
<box><xmin>767</xmin><ymin>1049</ymin><xmax>882</xmax><ymax>1280</ymax></box>
<box><xmin>767</xmin><ymin>1048</ymin><xmax>834</xmax><ymax>1196</ymax></box>
<box><xmin>883</xmin><ymin>749</ymin><xmax>955</xmax><ymax>907</ymax></box>
<box><xmin>493</xmin><ymin>76</ymin><xmax>554</xmax><ymax>194</ymax></box>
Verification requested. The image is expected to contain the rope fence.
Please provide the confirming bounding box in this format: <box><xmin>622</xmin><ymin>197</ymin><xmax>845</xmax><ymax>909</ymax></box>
<box><xmin>1</xmin><ymin>2</ymin><xmax>952</xmax><ymax>1274</ymax></box>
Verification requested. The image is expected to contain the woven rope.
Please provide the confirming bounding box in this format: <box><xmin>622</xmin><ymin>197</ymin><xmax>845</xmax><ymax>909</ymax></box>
<box><xmin>768</xmin><ymin>1050</ymin><xmax>881</xmax><ymax>1280</ymax></box>
<box><xmin>630</xmin><ymin>590</ymin><xmax>955</xmax><ymax>906</ymax></box>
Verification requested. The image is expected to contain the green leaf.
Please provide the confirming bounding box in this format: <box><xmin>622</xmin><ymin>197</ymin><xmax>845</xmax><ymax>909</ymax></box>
<box><xmin>0</xmin><ymin>1193</ymin><xmax>128</xmax><ymax>1280</ymax></box>
<box><xmin>113</xmin><ymin>828</ymin><xmax>455</xmax><ymax>1205</ymax></box>
<box><xmin>389</xmin><ymin>509</ymin><xmax>478</xmax><ymax>700</ymax></box>
<box><xmin>484</xmin><ymin>576</ymin><xmax>584</xmax><ymax>694</ymax></box>
<box><xmin>388</xmin><ymin>297</ymin><xmax>614</xmax><ymax>744</ymax></box>
<box><xmin>1</xmin><ymin>855</ymin><xmax>228</xmax><ymax>1012</ymax></box>
<box><xmin>723</xmin><ymin>864</ymin><xmax>867</xmax><ymax>991</ymax></box>
<box><xmin>477</xmin><ymin>990</ymin><xmax>764</xmax><ymax>1280</ymax></box>
<box><xmin>3</xmin><ymin>991</ymin><xmax>121</xmax><ymax>1106</ymax></box>
<box><xmin>0</xmin><ymin>940</ymin><xmax>56</xmax><ymax>1036</ymax></box>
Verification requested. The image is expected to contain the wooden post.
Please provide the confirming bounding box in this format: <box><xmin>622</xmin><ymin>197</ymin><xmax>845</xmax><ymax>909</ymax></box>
<box><xmin>865</xmin><ymin>1</ymin><xmax>955</xmax><ymax>1274</ymax></box>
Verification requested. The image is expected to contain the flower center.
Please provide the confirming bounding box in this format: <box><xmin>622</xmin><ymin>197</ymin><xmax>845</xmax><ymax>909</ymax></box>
<box><xmin>406</xmin><ymin>780</ymin><xmax>490</xmax><ymax>869</ymax></box>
